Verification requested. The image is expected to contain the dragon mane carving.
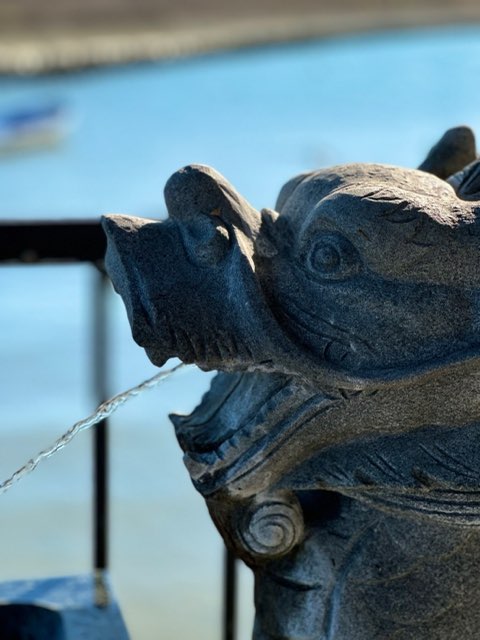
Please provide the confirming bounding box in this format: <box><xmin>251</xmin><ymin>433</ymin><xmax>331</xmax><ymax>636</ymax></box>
<box><xmin>103</xmin><ymin>126</ymin><xmax>480</xmax><ymax>639</ymax></box>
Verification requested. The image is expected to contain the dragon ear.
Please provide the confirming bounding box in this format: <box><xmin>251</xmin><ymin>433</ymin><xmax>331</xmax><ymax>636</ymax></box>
<box><xmin>448</xmin><ymin>159</ymin><xmax>480</xmax><ymax>201</ymax></box>
<box><xmin>254</xmin><ymin>208</ymin><xmax>279</xmax><ymax>258</ymax></box>
<box><xmin>418</xmin><ymin>126</ymin><xmax>477</xmax><ymax>179</ymax></box>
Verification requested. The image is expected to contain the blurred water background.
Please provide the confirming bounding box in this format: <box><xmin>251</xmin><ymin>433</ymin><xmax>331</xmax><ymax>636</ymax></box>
<box><xmin>1</xmin><ymin>25</ymin><xmax>480</xmax><ymax>639</ymax></box>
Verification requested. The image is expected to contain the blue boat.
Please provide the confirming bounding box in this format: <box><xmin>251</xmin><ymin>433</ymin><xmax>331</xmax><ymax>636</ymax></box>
<box><xmin>0</xmin><ymin>103</ymin><xmax>68</xmax><ymax>154</ymax></box>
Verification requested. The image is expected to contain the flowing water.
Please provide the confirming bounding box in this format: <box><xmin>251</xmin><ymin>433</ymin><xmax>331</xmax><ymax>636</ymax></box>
<box><xmin>0</xmin><ymin>364</ymin><xmax>185</xmax><ymax>495</ymax></box>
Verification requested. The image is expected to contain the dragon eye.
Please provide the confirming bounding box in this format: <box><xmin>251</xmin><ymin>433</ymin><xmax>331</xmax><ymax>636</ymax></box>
<box><xmin>310</xmin><ymin>243</ymin><xmax>340</xmax><ymax>272</ymax></box>
<box><xmin>305</xmin><ymin>233</ymin><xmax>360</xmax><ymax>280</ymax></box>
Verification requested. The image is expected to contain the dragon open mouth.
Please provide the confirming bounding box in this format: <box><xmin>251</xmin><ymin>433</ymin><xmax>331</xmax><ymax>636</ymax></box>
<box><xmin>170</xmin><ymin>370</ymin><xmax>337</xmax><ymax>496</ymax></box>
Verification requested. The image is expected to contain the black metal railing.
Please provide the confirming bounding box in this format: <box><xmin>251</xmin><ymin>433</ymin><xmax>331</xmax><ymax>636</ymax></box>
<box><xmin>0</xmin><ymin>219</ymin><xmax>238</xmax><ymax>640</ymax></box>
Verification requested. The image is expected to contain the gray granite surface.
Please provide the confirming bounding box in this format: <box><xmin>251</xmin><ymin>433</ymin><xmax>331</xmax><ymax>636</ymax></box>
<box><xmin>0</xmin><ymin>573</ymin><xmax>129</xmax><ymax>639</ymax></box>
<box><xmin>103</xmin><ymin>126</ymin><xmax>480</xmax><ymax>638</ymax></box>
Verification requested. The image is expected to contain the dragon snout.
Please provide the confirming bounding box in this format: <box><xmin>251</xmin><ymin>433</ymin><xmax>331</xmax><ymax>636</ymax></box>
<box><xmin>102</xmin><ymin>209</ymin><xmax>283</xmax><ymax>371</ymax></box>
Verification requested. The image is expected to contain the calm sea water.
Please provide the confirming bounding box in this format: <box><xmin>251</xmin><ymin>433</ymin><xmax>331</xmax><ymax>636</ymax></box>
<box><xmin>1</xmin><ymin>25</ymin><xmax>480</xmax><ymax>639</ymax></box>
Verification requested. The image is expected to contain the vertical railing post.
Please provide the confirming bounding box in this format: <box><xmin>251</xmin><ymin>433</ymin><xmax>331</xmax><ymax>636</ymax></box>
<box><xmin>92</xmin><ymin>268</ymin><xmax>109</xmax><ymax>571</ymax></box>
<box><xmin>223</xmin><ymin>547</ymin><xmax>237</xmax><ymax>640</ymax></box>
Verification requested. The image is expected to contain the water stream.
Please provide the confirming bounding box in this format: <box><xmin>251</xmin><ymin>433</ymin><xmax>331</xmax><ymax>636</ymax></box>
<box><xmin>0</xmin><ymin>363</ymin><xmax>186</xmax><ymax>495</ymax></box>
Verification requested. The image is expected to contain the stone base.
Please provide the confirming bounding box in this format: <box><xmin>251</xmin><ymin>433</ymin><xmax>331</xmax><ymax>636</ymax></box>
<box><xmin>0</xmin><ymin>573</ymin><xmax>130</xmax><ymax>639</ymax></box>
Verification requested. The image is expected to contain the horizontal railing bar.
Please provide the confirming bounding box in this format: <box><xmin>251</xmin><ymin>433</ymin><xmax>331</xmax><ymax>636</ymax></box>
<box><xmin>0</xmin><ymin>220</ymin><xmax>106</xmax><ymax>263</ymax></box>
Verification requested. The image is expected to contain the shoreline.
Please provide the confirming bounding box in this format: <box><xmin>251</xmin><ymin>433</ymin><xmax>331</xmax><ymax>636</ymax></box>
<box><xmin>1</xmin><ymin>6</ymin><xmax>480</xmax><ymax>75</ymax></box>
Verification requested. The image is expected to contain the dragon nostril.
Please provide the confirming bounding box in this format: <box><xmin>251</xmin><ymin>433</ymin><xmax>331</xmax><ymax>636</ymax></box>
<box><xmin>180</xmin><ymin>216</ymin><xmax>231</xmax><ymax>266</ymax></box>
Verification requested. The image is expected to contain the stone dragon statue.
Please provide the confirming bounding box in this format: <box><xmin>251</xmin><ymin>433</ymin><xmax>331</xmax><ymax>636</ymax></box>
<box><xmin>102</xmin><ymin>127</ymin><xmax>480</xmax><ymax>639</ymax></box>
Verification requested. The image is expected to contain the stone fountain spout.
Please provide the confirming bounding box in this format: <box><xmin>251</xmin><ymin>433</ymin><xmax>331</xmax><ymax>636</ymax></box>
<box><xmin>103</xmin><ymin>126</ymin><xmax>480</xmax><ymax>639</ymax></box>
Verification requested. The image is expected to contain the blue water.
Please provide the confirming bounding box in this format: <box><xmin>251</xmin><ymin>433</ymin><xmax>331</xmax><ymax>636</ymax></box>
<box><xmin>1</xmin><ymin>25</ymin><xmax>480</xmax><ymax>640</ymax></box>
<box><xmin>2</xmin><ymin>25</ymin><xmax>480</xmax><ymax>219</ymax></box>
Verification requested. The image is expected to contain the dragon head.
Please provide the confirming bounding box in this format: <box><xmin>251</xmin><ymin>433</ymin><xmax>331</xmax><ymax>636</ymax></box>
<box><xmin>103</xmin><ymin>128</ymin><xmax>480</xmax><ymax>535</ymax></box>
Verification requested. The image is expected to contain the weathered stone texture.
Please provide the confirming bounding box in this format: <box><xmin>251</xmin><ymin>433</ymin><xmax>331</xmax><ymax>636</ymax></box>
<box><xmin>103</xmin><ymin>126</ymin><xmax>480</xmax><ymax>638</ymax></box>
